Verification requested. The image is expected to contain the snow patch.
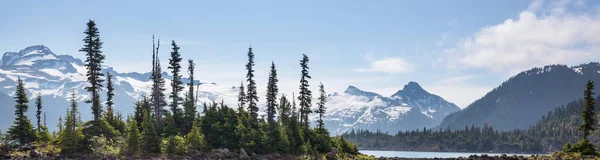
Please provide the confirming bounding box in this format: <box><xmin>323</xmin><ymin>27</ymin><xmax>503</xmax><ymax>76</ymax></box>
<box><xmin>573</xmin><ymin>67</ymin><xmax>583</xmax><ymax>74</ymax></box>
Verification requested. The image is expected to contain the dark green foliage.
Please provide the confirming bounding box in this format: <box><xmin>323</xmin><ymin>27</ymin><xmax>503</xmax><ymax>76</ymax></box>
<box><xmin>105</xmin><ymin>72</ymin><xmax>115</xmax><ymax>119</ymax></box>
<box><xmin>150</xmin><ymin>35</ymin><xmax>167</xmax><ymax>128</ymax></box>
<box><xmin>578</xmin><ymin>80</ymin><xmax>596</xmax><ymax>139</ymax></box>
<box><xmin>335</xmin><ymin>136</ymin><xmax>358</xmax><ymax>154</ymax></box>
<box><xmin>245</xmin><ymin>47</ymin><xmax>259</xmax><ymax>127</ymax></box>
<box><xmin>186</xmin><ymin>122</ymin><xmax>209</xmax><ymax>152</ymax></box>
<box><xmin>298</xmin><ymin>54</ymin><xmax>312</xmax><ymax>127</ymax></box>
<box><xmin>35</xmin><ymin>94</ymin><xmax>42</xmax><ymax>133</ymax></box>
<box><xmin>79</xmin><ymin>19</ymin><xmax>105</xmax><ymax>121</ymax></box>
<box><xmin>125</xmin><ymin>116</ymin><xmax>140</xmax><ymax>155</ymax></box>
<box><xmin>440</xmin><ymin>63</ymin><xmax>600</xmax><ymax>131</ymax></box>
<box><xmin>82</xmin><ymin>119</ymin><xmax>118</xmax><ymax>144</ymax></box>
<box><xmin>278</xmin><ymin>95</ymin><xmax>291</xmax><ymax>127</ymax></box>
<box><xmin>141</xmin><ymin>110</ymin><xmax>161</xmax><ymax>154</ymax></box>
<box><xmin>238</xmin><ymin>82</ymin><xmax>246</xmax><ymax>115</ymax></box>
<box><xmin>164</xmin><ymin>135</ymin><xmax>186</xmax><ymax>156</ymax></box>
<box><xmin>201</xmin><ymin>102</ymin><xmax>240</xmax><ymax>151</ymax></box>
<box><xmin>182</xmin><ymin>59</ymin><xmax>197</xmax><ymax>134</ymax></box>
<box><xmin>316</xmin><ymin>83</ymin><xmax>326</xmax><ymax>129</ymax></box>
<box><xmin>7</xmin><ymin>78</ymin><xmax>38</xmax><ymax>146</ymax></box>
<box><xmin>60</xmin><ymin>91</ymin><xmax>85</xmax><ymax>155</ymax></box>
<box><xmin>288</xmin><ymin>94</ymin><xmax>304</xmax><ymax>154</ymax></box>
<box><xmin>168</xmin><ymin>40</ymin><xmax>184</xmax><ymax>133</ymax></box>
<box><xmin>564</xmin><ymin>80</ymin><xmax>598</xmax><ymax>155</ymax></box>
<box><xmin>162</xmin><ymin>113</ymin><xmax>179</xmax><ymax>137</ymax></box>
<box><xmin>134</xmin><ymin>96</ymin><xmax>151</xmax><ymax>131</ymax></box>
<box><xmin>266</xmin><ymin>62</ymin><xmax>278</xmax><ymax>125</ymax></box>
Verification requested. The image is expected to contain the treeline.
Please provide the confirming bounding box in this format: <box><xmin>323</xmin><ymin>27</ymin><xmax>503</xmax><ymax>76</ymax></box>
<box><xmin>0</xmin><ymin>20</ymin><xmax>358</xmax><ymax>158</ymax></box>
<box><xmin>344</xmin><ymin>83</ymin><xmax>600</xmax><ymax>154</ymax></box>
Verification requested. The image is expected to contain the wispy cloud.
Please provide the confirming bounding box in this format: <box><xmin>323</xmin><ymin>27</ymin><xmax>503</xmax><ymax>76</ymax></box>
<box><xmin>354</xmin><ymin>57</ymin><xmax>413</xmax><ymax>74</ymax></box>
<box><xmin>444</xmin><ymin>0</ymin><xmax>600</xmax><ymax>75</ymax></box>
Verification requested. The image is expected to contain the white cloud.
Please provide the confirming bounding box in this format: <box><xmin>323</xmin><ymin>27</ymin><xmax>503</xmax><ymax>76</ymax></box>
<box><xmin>446</xmin><ymin>0</ymin><xmax>600</xmax><ymax>75</ymax></box>
<box><xmin>354</xmin><ymin>57</ymin><xmax>413</xmax><ymax>74</ymax></box>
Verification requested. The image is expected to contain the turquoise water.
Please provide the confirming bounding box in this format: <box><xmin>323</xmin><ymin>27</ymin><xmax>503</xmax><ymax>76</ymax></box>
<box><xmin>359</xmin><ymin>150</ymin><xmax>547</xmax><ymax>158</ymax></box>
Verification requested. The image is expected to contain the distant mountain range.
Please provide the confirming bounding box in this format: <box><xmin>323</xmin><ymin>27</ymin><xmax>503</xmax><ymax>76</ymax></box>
<box><xmin>0</xmin><ymin>45</ymin><xmax>236</xmax><ymax>131</ymax></box>
<box><xmin>0</xmin><ymin>45</ymin><xmax>463</xmax><ymax>135</ymax></box>
<box><xmin>6</xmin><ymin>45</ymin><xmax>598</xmax><ymax>135</ymax></box>
<box><xmin>321</xmin><ymin>82</ymin><xmax>461</xmax><ymax>135</ymax></box>
<box><xmin>438</xmin><ymin>62</ymin><xmax>600</xmax><ymax>131</ymax></box>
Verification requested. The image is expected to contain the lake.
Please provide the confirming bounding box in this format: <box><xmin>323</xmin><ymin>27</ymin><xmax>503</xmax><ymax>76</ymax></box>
<box><xmin>359</xmin><ymin>150</ymin><xmax>547</xmax><ymax>158</ymax></box>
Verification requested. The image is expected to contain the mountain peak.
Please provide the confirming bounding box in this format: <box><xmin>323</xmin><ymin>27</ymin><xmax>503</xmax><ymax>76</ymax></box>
<box><xmin>402</xmin><ymin>81</ymin><xmax>425</xmax><ymax>92</ymax></box>
<box><xmin>343</xmin><ymin>85</ymin><xmax>381</xmax><ymax>98</ymax></box>
<box><xmin>1</xmin><ymin>45</ymin><xmax>58</xmax><ymax>67</ymax></box>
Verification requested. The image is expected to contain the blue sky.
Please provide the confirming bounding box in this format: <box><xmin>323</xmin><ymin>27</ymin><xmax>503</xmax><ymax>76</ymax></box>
<box><xmin>2</xmin><ymin>0</ymin><xmax>600</xmax><ymax>108</ymax></box>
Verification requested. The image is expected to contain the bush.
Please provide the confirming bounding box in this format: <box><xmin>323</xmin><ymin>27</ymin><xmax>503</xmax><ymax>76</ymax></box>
<box><xmin>185</xmin><ymin>125</ymin><xmax>209</xmax><ymax>152</ymax></box>
<box><xmin>163</xmin><ymin>135</ymin><xmax>186</xmax><ymax>156</ymax></box>
<box><xmin>89</xmin><ymin>135</ymin><xmax>123</xmax><ymax>158</ymax></box>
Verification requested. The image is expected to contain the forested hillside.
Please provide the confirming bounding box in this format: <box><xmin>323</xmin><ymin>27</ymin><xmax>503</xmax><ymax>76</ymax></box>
<box><xmin>439</xmin><ymin>63</ymin><xmax>600</xmax><ymax>130</ymax></box>
<box><xmin>344</xmin><ymin>95</ymin><xmax>600</xmax><ymax>153</ymax></box>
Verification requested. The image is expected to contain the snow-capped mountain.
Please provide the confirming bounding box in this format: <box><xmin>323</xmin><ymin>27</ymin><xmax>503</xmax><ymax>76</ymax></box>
<box><xmin>0</xmin><ymin>45</ymin><xmax>460</xmax><ymax>136</ymax></box>
<box><xmin>322</xmin><ymin>82</ymin><xmax>461</xmax><ymax>135</ymax></box>
<box><xmin>0</xmin><ymin>45</ymin><xmax>238</xmax><ymax>131</ymax></box>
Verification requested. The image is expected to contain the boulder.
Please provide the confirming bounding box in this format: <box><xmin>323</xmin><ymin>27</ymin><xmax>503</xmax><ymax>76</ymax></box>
<box><xmin>30</xmin><ymin>150</ymin><xmax>42</xmax><ymax>158</ymax></box>
<box><xmin>326</xmin><ymin>148</ymin><xmax>340</xmax><ymax>160</ymax></box>
<box><xmin>239</xmin><ymin>148</ymin><xmax>249</xmax><ymax>160</ymax></box>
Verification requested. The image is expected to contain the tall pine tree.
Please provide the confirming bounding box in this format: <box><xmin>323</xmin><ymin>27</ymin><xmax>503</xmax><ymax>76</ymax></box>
<box><xmin>79</xmin><ymin>19</ymin><xmax>105</xmax><ymax>121</ymax></box>
<box><xmin>36</xmin><ymin>93</ymin><xmax>42</xmax><ymax>133</ymax></box>
<box><xmin>579</xmin><ymin>80</ymin><xmax>597</xmax><ymax>139</ymax></box>
<box><xmin>278</xmin><ymin>95</ymin><xmax>291</xmax><ymax>127</ymax></box>
<box><xmin>150</xmin><ymin>35</ymin><xmax>167</xmax><ymax>128</ymax></box>
<box><xmin>105</xmin><ymin>72</ymin><xmax>115</xmax><ymax>122</ymax></box>
<box><xmin>315</xmin><ymin>83</ymin><xmax>327</xmax><ymax>130</ymax></box>
<box><xmin>168</xmin><ymin>40</ymin><xmax>184</xmax><ymax>133</ymax></box>
<box><xmin>183</xmin><ymin>59</ymin><xmax>197</xmax><ymax>134</ymax></box>
<box><xmin>266</xmin><ymin>61</ymin><xmax>278</xmax><ymax>125</ymax></box>
<box><xmin>298</xmin><ymin>54</ymin><xmax>312</xmax><ymax>127</ymax></box>
<box><xmin>7</xmin><ymin>78</ymin><xmax>38</xmax><ymax>146</ymax></box>
<box><xmin>237</xmin><ymin>82</ymin><xmax>247</xmax><ymax>118</ymax></box>
<box><xmin>245</xmin><ymin>47</ymin><xmax>259</xmax><ymax>127</ymax></box>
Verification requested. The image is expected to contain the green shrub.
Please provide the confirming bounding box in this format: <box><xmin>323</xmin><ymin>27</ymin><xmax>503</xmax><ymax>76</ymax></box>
<box><xmin>163</xmin><ymin>135</ymin><xmax>186</xmax><ymax>156</ymax></box>
<box><xmin>89</xmin><ymin>135</ymin><xmax>122</xmax><ymax>158</ymax></box>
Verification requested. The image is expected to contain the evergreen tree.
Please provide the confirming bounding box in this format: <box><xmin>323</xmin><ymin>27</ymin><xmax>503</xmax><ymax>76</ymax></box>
<box><xmin>245</xmin><ymin>47</ymin><xmax>259</xmax><ymax>127</ymax></box>
<box><xmin>125</xmin><ymin>116</ymin><xmax>140</xmax><ymax>155</ymax></box>
<box><xmin>315</xmin><ymin>83</ymin><xmax>327</xmax><ymax>129</ymax></box>
<box><xmin>134</xmin><ymin>96</ymin><xmax>151</xmax><ymax>131</ymax></box>
<box><xmin>278</xmin><ymin>95</ymin><xmax>291</xmax><ymax>127</ymax></box>
<box><xmin>238</xmin><ymin>82</ymin><xmax>246</xmax><ymax>117</ymax></box>
<box><xmin>105</xmin><ymin>72</ymin><xmax>115</xmax><ymax>123</ymax></box>
<box><xmin>288</xmin><ymin>93</ymin><xmax>304</xmax><ymax>154</ymax></box>
<box><xmin>141</xmin><ymin>110</ymin><xmax>161</xmax><ymax>154</ymax></box>
<box><xmin>186</xmin><ymin>121</ymin><xmax>208</xmax><ymax>152</ymax></box>
<box><xmin>7</xmin><ymin>78</ymin><xmax>38</xmax><ymax>146</ymax></box>
<box><xmin>183</xmin><ymin>59</ymin><xmax>197</xmax><ymax>134</ymax></box>
<box><xmin>266</xmin><ymin>61</ymin><xmax>278</xmax><ymax>125</ymax></box>
<box><xmin>57</xmin><ymin>116</ymin><xmax>63</xmax><ymax>138</ymax></box>
<box><xmin>150</xmin><ymin>35</ymin><xmax>167</xmax><ymax>128</ymax></box>
<box><xmin>60</xmin><ymin>90</ymin><xmax>85</xmax><ymax>155</ymax></box>
<box><xmin>168</xmin><ymin>40</ymin><xmax>184</xmax><ymax>133</ymax></box>
<box><xmin>35</xmin><ymin>94</ymin><xmax>42</xmax><ymax>133</ymax></box>
<box><xmin>298</xmin><ymin>54</ymin><xmax>312</xmax><ymax>127</ymax></box>
<box><xmin>578</xmin><ymin>80</ymin><xmax>596</xmax><ymax>139</ymax></box>
<box><xmin>79</xmin><ymin>20</ymin><xmax>105</xmax><ymax>121</ymax></box>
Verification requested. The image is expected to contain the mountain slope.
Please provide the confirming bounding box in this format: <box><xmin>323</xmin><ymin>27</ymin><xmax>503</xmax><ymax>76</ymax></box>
<box><xmin>438</xmin><ymin>63</ymin><xmax>600</xmax><ymax>130</ymax></box>
<box><xmin>323</xmin><ymin>82</ymin><xmax>461</xmax><ymax>135</ymax></box>
<box><xmin>0</xmin><ymin>45</ymin><xmax>236</xmax><ymax>131</ymax></box>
